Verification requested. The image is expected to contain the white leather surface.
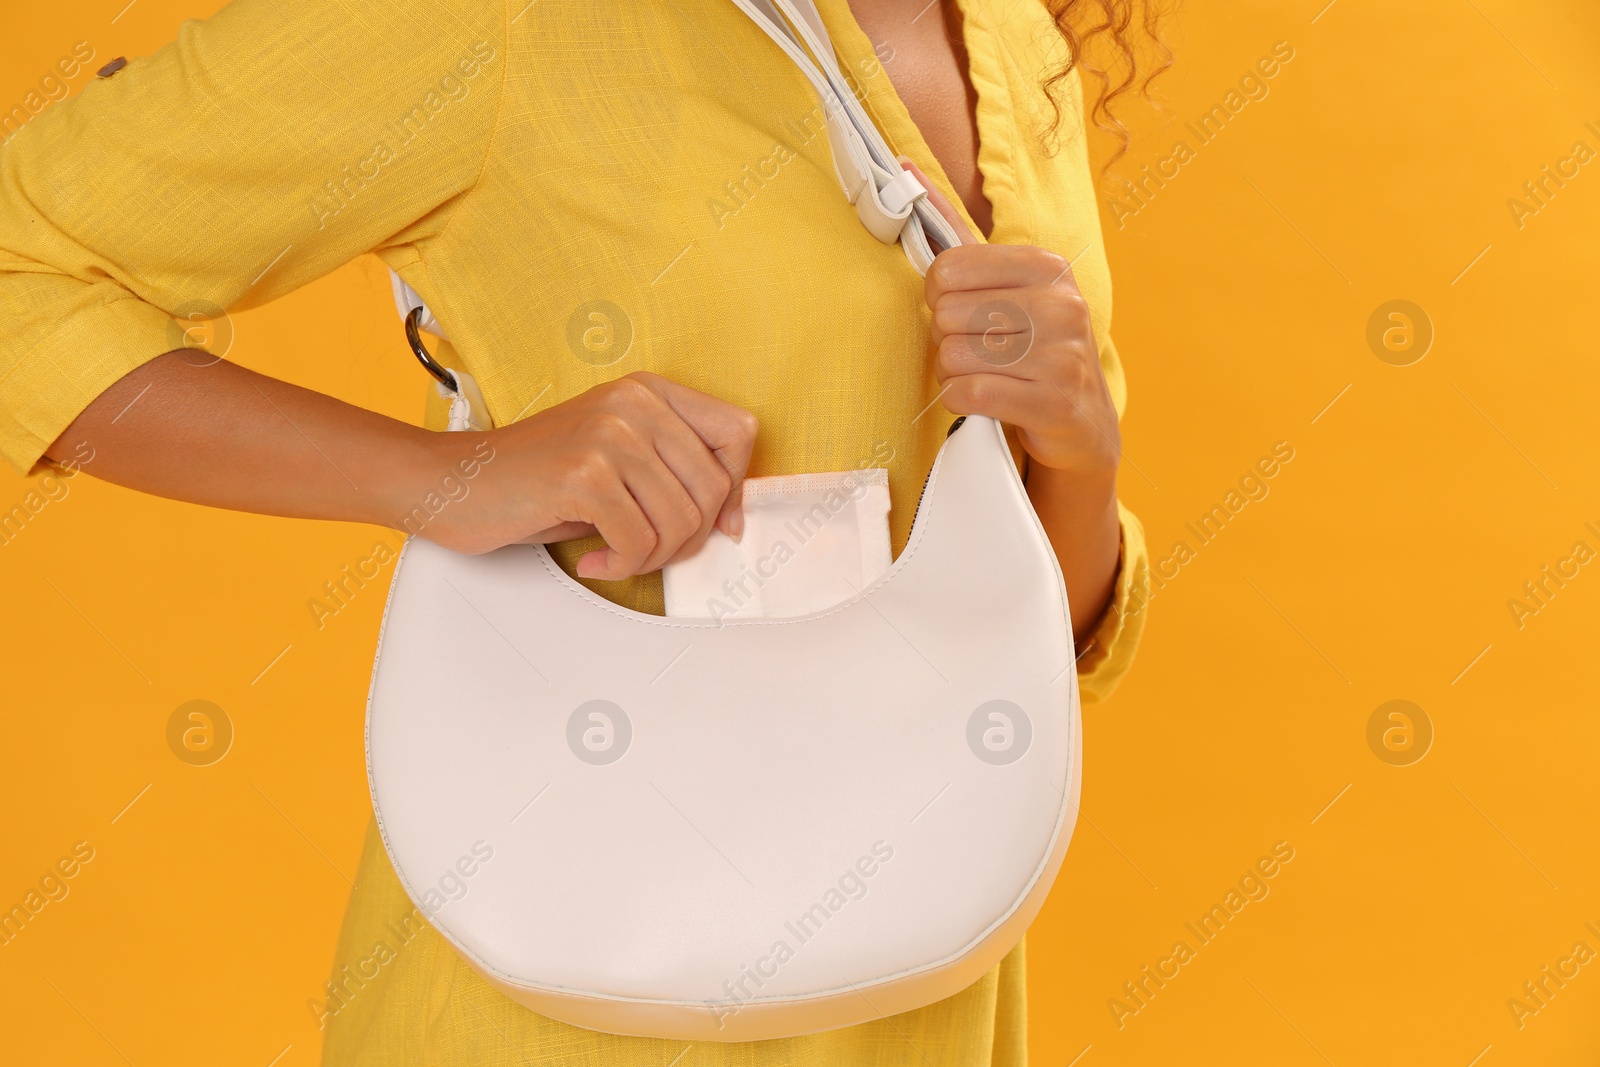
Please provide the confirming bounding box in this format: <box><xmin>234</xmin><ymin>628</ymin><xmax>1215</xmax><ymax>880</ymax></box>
<box><xmin>366</xmin><ymin>414</ymin><xmax>1081</xmax><ymax>1040</ymax></box>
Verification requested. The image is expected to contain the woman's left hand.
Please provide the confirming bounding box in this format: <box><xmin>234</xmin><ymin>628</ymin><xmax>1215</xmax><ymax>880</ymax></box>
<box><xmin>907</xmin><ymin>160</ymin><xmax>1121</xmax><ymax>482</ymax></box>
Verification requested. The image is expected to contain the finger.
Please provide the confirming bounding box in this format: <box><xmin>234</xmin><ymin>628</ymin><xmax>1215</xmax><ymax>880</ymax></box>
<box><xmin>710</xmin><ymin>454</ymin><xmax>750</xmax><ymax>545</ymax></box>
<box><xmin>665</xmin><ymin>392</ymin><xmax>752</xmax><ymax>543</ymax></box>
<box><xmin>646</xmin><ymin>412</ymin><xmax>739</xmax><ymax>561</ymax></box>
<box><xmin>896</xmin><ymin>155</ymin><xmax>976</xmax><ymax>249</ymax></box>
<box><xmin>632</xmin><ymin>373</ymin><xmax>757</xmax><ymax>540</ymax></box>
<box><xmin>933</xmin><ymin>312</ymin><xmax>1043</xmax><ymax>380</ymax></box>
<box><xmin>610</xmin><ymin>447</ymin><xmax>709</xmax><ymax>575</ymax></box>
<box><xmin>927</xmin><ymin>244</ymin><xmax>1081</xmax><ymax>306</ymax></box>
<box><xmin>572</xmin><ymin>468</ymin><xmax>659</xmax><ymax>581</ymax></box>
<box><xmin>516</xmin><ymin>520</ymin><xmax>598</xmax><ymax>545</ymax></box>
<box><xmin>939</xmin><ymin>370</ymin><xmax>1059</xmax><ymax>431</ymax></box>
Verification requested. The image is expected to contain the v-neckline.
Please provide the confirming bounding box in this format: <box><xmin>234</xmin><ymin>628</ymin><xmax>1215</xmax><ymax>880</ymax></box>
<box><xmin>810</xmin><ymin>0</ymin><xmax>1009</xmax><ymax>245</ymax></box>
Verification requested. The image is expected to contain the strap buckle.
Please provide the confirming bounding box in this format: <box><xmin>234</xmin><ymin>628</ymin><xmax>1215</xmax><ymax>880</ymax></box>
<box><xmin>853</xmin><ymin>166</ymin><xmax>927</xmax><ymax>244</ymax></box>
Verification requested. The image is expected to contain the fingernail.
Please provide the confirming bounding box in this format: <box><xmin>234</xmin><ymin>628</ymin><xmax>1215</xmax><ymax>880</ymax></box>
<box><xmin>729</xmin><ymin>509</ymin><xmax>745</xmax><ymax>544</ymax></box>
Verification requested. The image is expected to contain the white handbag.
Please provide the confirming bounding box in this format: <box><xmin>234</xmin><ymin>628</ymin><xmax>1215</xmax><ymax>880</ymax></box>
<box><xmin>367</xmin><ymin>0</ymin><xmax>1082</xmax><ymax>1042</ymax></box>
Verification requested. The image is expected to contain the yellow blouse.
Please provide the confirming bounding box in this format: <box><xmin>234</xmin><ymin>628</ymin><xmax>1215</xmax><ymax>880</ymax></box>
<box><xmin>0</xmin><ymin>0</ymin><xmax>1149</xmax><ymax>1062</ymax></box>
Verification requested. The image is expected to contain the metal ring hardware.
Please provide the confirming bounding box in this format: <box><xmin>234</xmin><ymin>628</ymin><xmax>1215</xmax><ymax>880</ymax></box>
<box><xmin>405</xmin><ymin>305</ymin><xmax>459</xmax><ymax>391</ymax></box>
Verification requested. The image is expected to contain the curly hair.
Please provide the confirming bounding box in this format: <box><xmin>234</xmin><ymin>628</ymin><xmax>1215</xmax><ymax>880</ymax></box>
<box><xmin>1040</xmin><ymin>0</ymin><xmax>1175</xmax><ymax>170</ymax></box>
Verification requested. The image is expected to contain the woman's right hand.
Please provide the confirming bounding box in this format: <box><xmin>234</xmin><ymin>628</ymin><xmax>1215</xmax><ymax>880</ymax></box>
<box><xmin>417</xmin><ymin>371</ymin><xmax>758</xmax><ymax>580</ymax></box>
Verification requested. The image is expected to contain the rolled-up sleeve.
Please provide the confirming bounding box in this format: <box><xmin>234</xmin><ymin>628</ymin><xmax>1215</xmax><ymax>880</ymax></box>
<box><xmin>0</xmin><ymin>0</ymin><xmax>507</xmax><ymax>474</ymax></box>
<box><xmin>1074</xmin><ymin>500</ymin><xmax>1150</xmax><ymax>705</ymax></box>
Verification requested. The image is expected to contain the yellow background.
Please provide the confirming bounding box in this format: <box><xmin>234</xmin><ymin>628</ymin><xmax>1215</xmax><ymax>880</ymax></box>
<box><xmin>2</xmin><ymin>1</ymin><xmax>1597</xmax><ymax>1064</ymax></box>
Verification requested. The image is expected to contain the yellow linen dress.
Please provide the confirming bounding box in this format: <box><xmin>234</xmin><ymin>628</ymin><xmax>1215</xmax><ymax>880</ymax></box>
<box><xmin>0</xmin><ymin>0</ymin><xmax>1150</xmax><ymax>1061</ymax></box>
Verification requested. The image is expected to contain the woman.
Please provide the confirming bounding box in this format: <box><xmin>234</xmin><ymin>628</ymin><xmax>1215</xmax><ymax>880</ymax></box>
<box><xmin>0</xmin><ymin>0</ymin><xmax>1156</xmax><ymax>1060</ymax></box>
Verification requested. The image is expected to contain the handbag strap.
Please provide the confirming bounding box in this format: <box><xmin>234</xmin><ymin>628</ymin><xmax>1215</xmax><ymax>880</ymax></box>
<box><xmin>730</xmin><ymin>0</ymin><xmax>965</xmax><ymax>275</ymax></box>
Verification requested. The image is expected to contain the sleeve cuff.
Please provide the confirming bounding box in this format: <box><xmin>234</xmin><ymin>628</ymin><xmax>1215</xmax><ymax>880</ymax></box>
<box><xmin>1073</xmin><ymin>500</ymin><xmax>1150</xmax><ymax>705</ymax></box>
<box><xmin>0</xmin><ymin>290</ymin><xmax>178</xmax><ymax>475</ymax></box>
